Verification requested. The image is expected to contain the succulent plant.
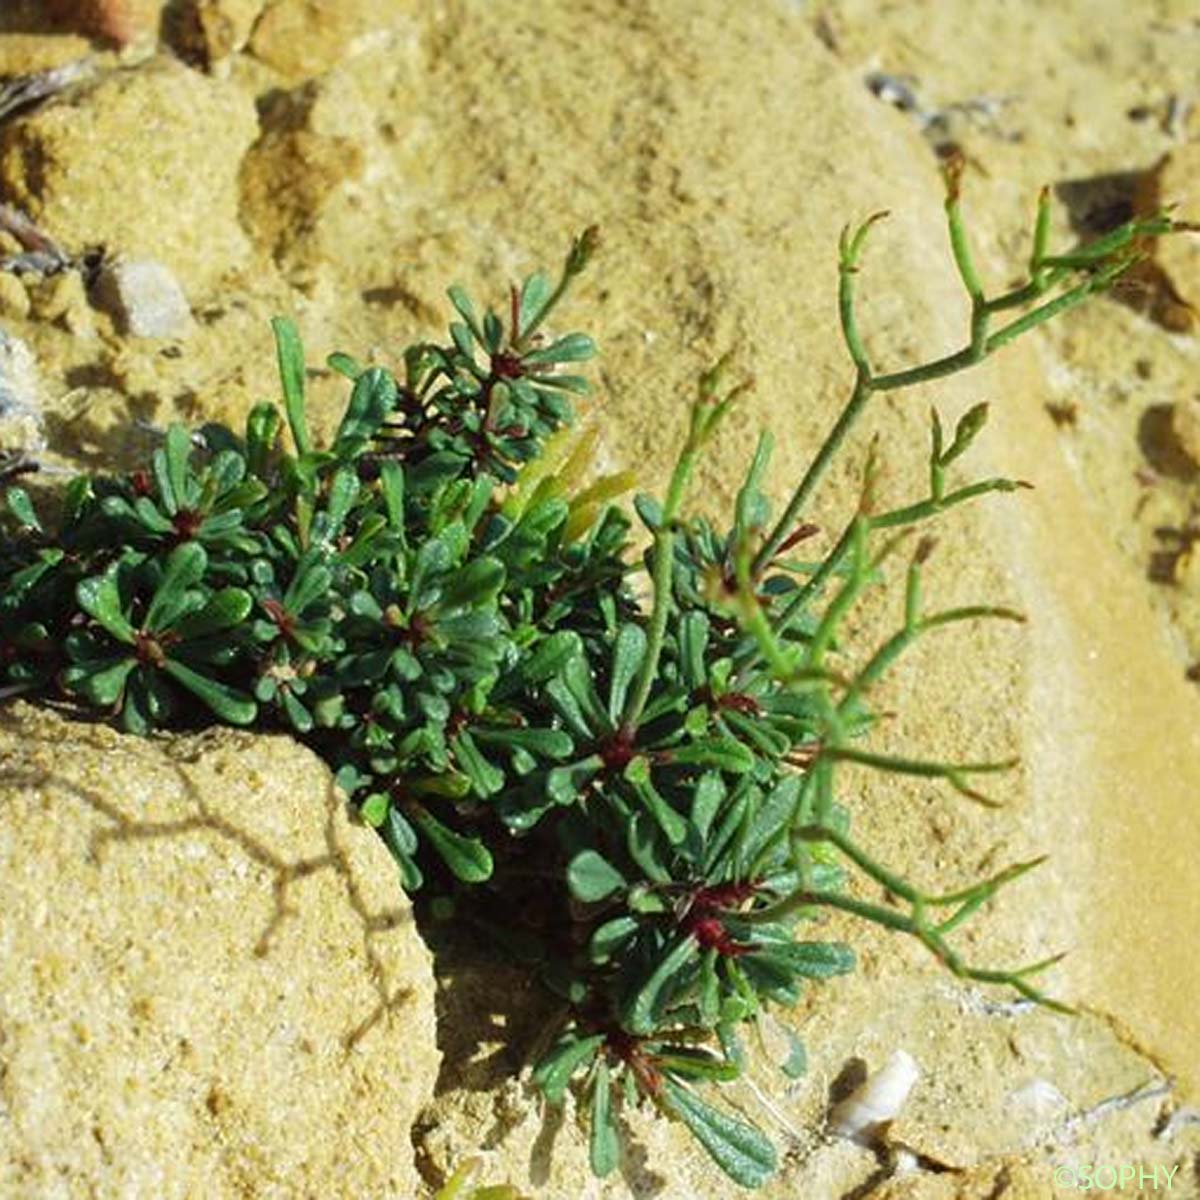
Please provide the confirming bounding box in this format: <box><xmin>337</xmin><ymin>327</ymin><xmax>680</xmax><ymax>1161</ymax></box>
<box><xmin>0</xmin><ymin>167</ymin><xmax>1183</xmax><ymax>1189</ymax></box>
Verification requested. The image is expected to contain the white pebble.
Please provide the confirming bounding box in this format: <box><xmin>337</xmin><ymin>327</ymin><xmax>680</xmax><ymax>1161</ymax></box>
<box><xmin>829</xmin><ymin>1049</ymin><xmax>921</xmax><ymax>1143</ymax></box>
<box><xmin>96</xmin><ymin>259</ymin><xmax>192</xmax><ymax>339</ymax></box>
<box><xmin>0</xmin><ymin>328</ymin><xmax>45</xmax><ymax>456</ymax></box>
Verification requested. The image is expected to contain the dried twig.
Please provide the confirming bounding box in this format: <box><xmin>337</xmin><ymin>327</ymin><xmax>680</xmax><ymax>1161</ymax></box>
<box><xmin>0</xmin><ymin>59</ymin><xmax>93</xmax><ymax>126</ymax></box>
<box><xmin>0</xmin><ymin>204</ymin><xmax>72</xmax><ymax>276</ymax></box>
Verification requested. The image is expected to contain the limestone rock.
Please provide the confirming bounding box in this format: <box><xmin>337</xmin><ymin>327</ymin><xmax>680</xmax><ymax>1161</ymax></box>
<box><xmin>239</xmin><ymin>85</ymin><xmax>366</xmax><ymax>266</ymax></box>
<box><xmin>1168</xmin><ymin>397</ymin><xmax>1200</xmax><ymax>473</ymax></box>
<box><xmin>0</xmin><ymin>703</ymin><xmax>439</xmax><ymax>1198</ymax></box>
<box><xmin>28</xmin><ymin>270</ymin><xmax>94</xmax><ymax>337</ymax></box>
<box><xmin>40</xmin><ymin>0</ymin><xmax>163</xmax><ymax>47</ymax></box>
<box><xmin>0</xmin><ymin>2</ymin><xmax>93</xmax><ymax>74</ymax></box>
<box><xmin>0</xmin><ymin>271</ymin><xmax>30</xmax><ymax>320</ymax></box>
<box><xmin>0</xmin><ymin>57</ymin><xmax>258</xmax><ymax>296</ymax></box>
<box><xmin>248</xmin><ymin>0</ymin><xmax>419</xmax><ymax>82</ymax></box>
<box><xmin>173</xmin><ymin>0</ymin><xmax>265</xmax><ymax>69</ymax></box>
<box><xmin>1136</xmin><ymin>144</ymin><xmax>1200</xmax><ymax>330</ymax></box>
<box><xmin>237</xmin><ymin>34</ymin><xmax>419</xmax><ymax>275</ymax></box>
<box><xmin>95</xmin><ymin>259</ymin><xmax>192</xmax><ymax>338</ymax></box>
<box><xmin>0</xmin><ymin>328</ymin><xmax>44</xmax><ymax>457</ymax></box>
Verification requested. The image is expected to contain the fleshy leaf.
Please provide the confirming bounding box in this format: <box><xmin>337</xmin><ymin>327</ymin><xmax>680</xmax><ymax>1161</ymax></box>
<box><xmin>621</xmin><ymin>934</ymin><xmax>698</xmax><ymax>1035</ymax></box>
<box><xmin>162</xmin><ymin>659</ymin><xmax>257</xmax><ymax>725</ymax></box>
<box><xmin>412</xmin><ymin>808</ymin><xmax>493</xmax><ymax>883</ymax></box>
<box><xmin>567</xmin><ymin>849</ymin><xmax>627</xmax><ymax>902</ymax></box>
<box><xmin>532</xmin><ymin>1032</ymin><xmax>605</xmax><ymax>1105</ymax></box>
<box><xmin>272</xmin><ymin>316</ymin><xmax>312</xmax><ymax>456</ymax></box>
<box><xmin>589</xmin><ymin>1059</ymin><xmax>620</xmax><ymax>1178</ymax></box>
<box><xmin>607</xmin><ymin>622</ymin><xmax>647</xmax><ymax>724</ymax></box>
<box><xmin>662</xmin><ymin>1077</ymin><xmax>777</xmax><ymax>1189</ymax></box>
<box><xmin>145</xmin><ymin>541</ymin><xmax>208</xmax><ymax>632</ymax></box>
<box><xmin>76</xmin><ymin>571</ymin><xmax>135</xmax><ymax>644</ymax></box>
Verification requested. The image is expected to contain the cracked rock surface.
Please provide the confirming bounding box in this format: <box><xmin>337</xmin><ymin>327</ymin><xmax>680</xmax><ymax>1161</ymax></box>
<box><xmin>0</xmin><ymin>702</ymin><xmax>439</xmax><ymax>1198</ymax></box>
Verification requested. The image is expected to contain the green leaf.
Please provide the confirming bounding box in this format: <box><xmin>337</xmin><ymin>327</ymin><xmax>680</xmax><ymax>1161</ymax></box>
<box><xmin>76</xmin><ymin>571</ymin><xmax>135</xmax><ymax>644</ymax></box>
<box><xmin>778</xmin><ymin>1027</ymin><xmax>807</xmax><ymax>1079</ymax></box>
<box><xmin>437</xmin><ymin>556</ymin><xmax>506</xmax><ymax>612</ymax></box>
<box><xmin>739</xmin><ymin>774</ymin><xmax>801</xmax><ymax>870</ymax></box>
<box><xmin>163</xmin><ymin>423</ymin><xmax>193</xmax><ymax>512</ymax></box>
<box><xmin>941</xmin><ymin>401</ymin><xmax>989</xmax><ymax>466</ymax></box>
<box><xmin>607</xmin><ymin>623</ymin><xmax>647</xmax><ymax>724</ymax></box>
<box><xmin>327</xmin><ymin>351</ymin><xmax>363</xmax><ymax>381</ymax></box>
<box><xmin>380</xmin><ymin>460</ymin><xmax>406</xmax><ymax>532</ymax></box>
<box><xmin>162</xmin><ymin>659</ymin><xmax>257</xmax><ymax>724</ymax></box>
<box><xmin>450</xmin><ymin>321</ymin><xmax>475</xmax><ymax>361</ymax></box>
<box><xmin>543</xmin><ymin>676</ymin><xmax>593</xmax><ymax>741</ymax></box>
<box><xmin>452</xmin><ymin>731</ymin><xmax>505</xmax><ymax>797</ymax></box>
<box><xmin>703</xmin><ymin>784</ymin><xmax>753</xmax><ymax>875</ymax></box>
<box><xmin>567</xmin><ymin>849</ymin><xmax>627</xmax><ymax>902</ymax></box>
<box><xmin>634</xmin><ymin>493</ymin><xmax>663</xmax><ymax>531</ymax></box>
<box><xmin>360</xmin><ymin>792</ymin><xmax>389</xmax><ymax>827</ymax></box>
<box><xmin>522</xmin><ymin>332</ymin><xmax>596</xmax><ymax>365</ymax></box>
<box><xmin>561</xmin><ymin>653</ymin><xmax>610</xmax><ymax>734</ymax></box>
<box><xmin>280</xmin><ymin>687</ymin><xmax>312</xmax><ymax>732</ymax></box>
<box><xmin>5</xmin><ymin>487</ymin><xmax>41</xmax><ymax>531</ymax></box>
<box><xmin>472</xmin><ymin>726</ymin><xmax>573</xmax><ymax>760</ymax></box>
<box><xmin>662</xmin><ymin>1077</ymin><xmax>777</xmax><ymax>1189</ymax></box>
<box><xmin>532</xmin><ymin>1033</ymin><xmax>605</xmax><ymax>1104</ymax></box>
<box><xmin>447</xmin><ymin>284</ymin><xmax>485</xmax><ymax>344</ymax></box>
<box><xmin>669</xmin><ymin>738</ymin><xmax>755</xmax><ymax>773</ymax></box>
<box><xmin>171</xmin><ymin>587</ymin><xmax>252</xmax><ymax>639</ymax></box>
<box><xmin>754</xmin><ymin>940</ymin><xmax>856</xmax><ymax>979</ymax></box>
<box><xmin>284</xmin><ymin>557</ymin><xmax>333</xmax><ymax>616</ymax></box>
<box><xmin>589</xmin><ymin>1059</ymin><xmax>620</xmax><ymax>1178</ymax></box>
<box><xmin>62</xmin><ymin>655</ymin><xmax>136</xmax><ymax>707</ymax></box>
<box><xmin>621</xmin><ymin>934</ymin><xmax>698</xmax><ymax>1035</ymax></box>
<box><xmin>589</xmin><ymin>916</ymin><xmax>639</xmax><ymax>965</ymax></box>
<box><xmin>655</xmin><ymin>1048</ymin><xmax>739</xmax><ymax>1084</ymax></box>
<box><xmin>518</xmin><ymin>271</ymin><xmax>552</xmax><ymax>337</ymax></box>
<box><xmin>272</xmin><ymin>316</ymin><xmax>312</xmax><ymax>456</ymax></box>
<box><xmin>482</xmin><ymin>310</ymin><xmax>504</xmax><ymax>354</ymax></box>
<box><xmin>624</xmin><ymin>758</ymin><xmax>687</xmax><ymax>845</ymax></box>
<box><xmin>698</xmin><ymin>948</ymin><xmax>720</xmax><ymax>1026</ymax></box>
<box><xmin>519</xmin><ymin>631</ymin><xmax>583</xmax><ymax>685</ymax></box>
<box><xmin>384</xmin><ymin>804</ymin><xmax>418</xmax><ymax>856</ymax></box>
<box><xmin>678</xmin><ymin>611</ymin><xmax>709</xmax><ymax>690</ymax></box>
<box><xmin>319</xmin><ymin>467</ymin><xmax>360</xmax><ymax>542</ymax></box>
<box><xmin>690</xmin><ymin>772</ymin><xmax>725</xmax><ymax>842</ymax></box>
<box><xmin>145</xmin><ymin>541</ymin><xmax>208</xmax><ymax>632</ymax></box>
<box><xmin>380</xmin><ymin>805</ymin><xmax>422</xmax><ymax>890</ymax></box>
<box><xmin>412</xmin><ymin>808</ymin><xmax>493</xmax><ymax>883</ymax></box>
<box><xmin>733</xmin><ymin>432</ymin><xmax>773</xmax><ymax>540</ymax></box>
<box><xmin>334</xmin><ymin>367</ymin><xmax>397</xmax><ymax>454</ymax></box>
<box><xmin>245</xmin><ymin>403</ymin><xmax>282</xmax><ymax>478</ymax></box>
<box><xmin>626</xmin><ymin>813</ymin><xmax>672</xmax><ymax>884</ymax></box>
<box><xmin>411</xmin><ymin>531</ymin><xmax>453</xmax><ymax>600</ymax></box>
<box><xmin>546</xmin><ymin>756</ymin><xmax>601</xmax><ymax>806</ymax></box>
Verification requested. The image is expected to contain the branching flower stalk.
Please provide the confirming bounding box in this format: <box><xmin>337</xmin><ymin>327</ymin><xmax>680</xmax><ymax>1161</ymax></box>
<box><xmin>756</xmin><ymin>158</ymin><xmax>1173</xmax><ymax>578</ymax></box>
<box><xmin>0</xmin><ymin>167</ymin><xmax>1187</xmax><ymax>1190</ymax></box>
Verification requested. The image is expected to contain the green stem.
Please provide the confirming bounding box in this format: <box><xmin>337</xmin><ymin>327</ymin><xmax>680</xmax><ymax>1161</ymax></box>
<box><xmin>620</xmin><ymin>443</ymin><xmax>698</xmax><ymax>733</ymax></box>
<box><xmin>824</xmin><ymin>744</ymin><xmax>1015</xmax><ymax>806</ymax></box>
<box><xmin>754</xmin><ymin>185</ymin><xmax>1173</xmax><ymax>592</ymax></box>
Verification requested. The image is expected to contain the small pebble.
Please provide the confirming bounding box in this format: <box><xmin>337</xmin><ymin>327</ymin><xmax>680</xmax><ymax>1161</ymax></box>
<box><xmin>829</xmin><ymin>1050</ymin><xmax>921</xmax><ymax>1144</ymax></box>
<box><xmin>30</xmin><ymin>271</ymin><xmax>93</xmax><ymax>336</ymax></box>
<box><xmin>1168</xmin><ymin>398</ymin><xmax>1200</xmax><ymax>474</ymax></box>
<box><xmin>0</xmin><ymin>329</ymin><xmax>46</xmax><ymax>457</ymax></box>
<box><xmin>95</xmin><ymin>259</ymin><xmax>192</xmax><ymax>339</ymax></box>
<box><xmin>0</xmin><ymin>272</ymin><xmax>30</xmax><ymax>320</ymax></box>
<box><xmin>176</xmin><ymin>0</ymin><xmax>265</xmax><ymax>69</ymax></box>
